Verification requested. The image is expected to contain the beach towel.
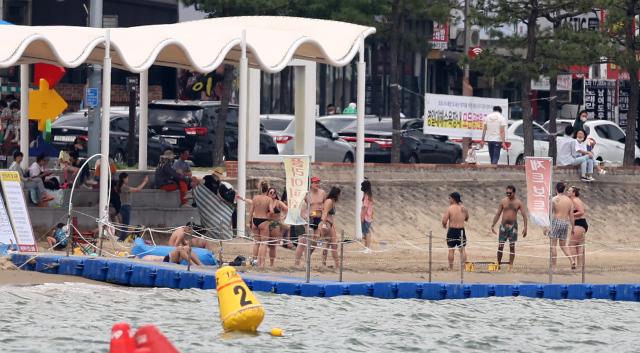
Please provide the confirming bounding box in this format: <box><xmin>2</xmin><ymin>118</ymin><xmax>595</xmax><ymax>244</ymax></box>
<box><xmin>194</xmin><ymin>184</ymin><xmax>234</xmax><ymax>240</ymax></box>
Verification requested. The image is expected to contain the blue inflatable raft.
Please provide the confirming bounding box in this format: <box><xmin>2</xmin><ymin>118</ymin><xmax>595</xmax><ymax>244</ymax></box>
<box><xmin>131</xmin><ymin>238</ymin><xmax>217</xmax><ymax>266</ymax></box>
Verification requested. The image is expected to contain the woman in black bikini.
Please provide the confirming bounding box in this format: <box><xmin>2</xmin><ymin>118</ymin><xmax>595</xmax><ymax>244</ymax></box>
<box><xmin>249</xmin><ymin>180</ymin><xmax>272</xmax><ymax>267</ymax></box>
<box><xmin>266</xmin><ymin>187</ymin><xmax>288</xmax><ymax>266</ymax></box>
<box><xmin>568</xmin><ymin>186</ymin><xmax>588</xmax><ymax>269</ymax></box>
<box><xmin>319</xmin><ymin>186</ymin><xmax>341</xmax><ymax>268</ymax></box>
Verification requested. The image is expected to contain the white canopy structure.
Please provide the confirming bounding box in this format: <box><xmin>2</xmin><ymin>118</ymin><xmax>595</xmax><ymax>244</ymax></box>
<box><xmin>0</xmin><ymin>16</ymin><xmax>375</xmax><ymax>240</ymax></box>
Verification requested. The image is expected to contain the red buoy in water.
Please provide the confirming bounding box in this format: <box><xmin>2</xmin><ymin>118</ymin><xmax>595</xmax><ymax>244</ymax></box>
<box><xmin>109</xmin><ymin>322</ymin><xmax>136</xmax><ymax>353</ymax></box>
<box><xmin>134</xmin><ymin>325</ymin><xmax>180</xmax><ymax>353</ymax></box>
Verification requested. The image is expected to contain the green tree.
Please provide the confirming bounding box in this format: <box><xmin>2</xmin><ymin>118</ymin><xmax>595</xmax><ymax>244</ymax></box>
<box><xmin>598</xmin><ymin>0</ymin><xmax>640</xmax><ymax>166</ymax></box>
<box><xmin>472</xmin><ymin>1</ymin><xmax>600</xmax><ymax>160</ymax></box>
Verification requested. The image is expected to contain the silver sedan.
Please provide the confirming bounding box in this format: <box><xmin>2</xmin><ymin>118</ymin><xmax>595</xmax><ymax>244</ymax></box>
<box><xmin>261</xmin><ymin>114</ymin><xmax>355</xmax><ymax>162</ymax></box>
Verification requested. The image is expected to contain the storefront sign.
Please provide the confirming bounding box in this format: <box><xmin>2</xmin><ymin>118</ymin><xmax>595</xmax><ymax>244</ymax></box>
<box><xmin>430</xmin><ymin>22</ymin><xmax>449</xmax><ymax>51</ymax></box>
<box><xmin>584</xmin><ymin>79</ymin><xmax>616</xmax><ymax>120</ymax></box>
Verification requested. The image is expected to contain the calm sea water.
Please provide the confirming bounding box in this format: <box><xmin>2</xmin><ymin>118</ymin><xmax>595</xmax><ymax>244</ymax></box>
<box><xmin>0</xmin><ymin>282</ymin><xmax>639</xmax><ymax>353</ymax></box>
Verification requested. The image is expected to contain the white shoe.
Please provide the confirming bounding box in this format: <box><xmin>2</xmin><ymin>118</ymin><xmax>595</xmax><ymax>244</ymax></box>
<box><xmin>588</xmin><ymin>176</ymin><xmax>595</xmax><ymax>181</ymax></box>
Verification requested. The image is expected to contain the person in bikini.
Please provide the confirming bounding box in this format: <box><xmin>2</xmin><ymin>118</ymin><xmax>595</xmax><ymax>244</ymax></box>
<box><xmin>249</xmin><ymin>180</ymin><xmax>272</xmax><ymax>267</ymax></box>
<box><xmin>547</xmin><ymin>182</ymin><xmax>575</xmax><ymax>271</ymax></box>
<box><xmin>568</xmin><ymin>186</ymin><xmax>588</xmax><ymax>269</ymax></box>
<box><xmin>318</xmin><ymin>186</ymin><xmax>341</xmax><ymax>268</ymax></box>
<box><xmin>491</xmin><ymin>185</ymin><xmax>528</xmax><ymax>271</ymax></box>
<box><xmin>266</xmin><ymin>187</ymin><xmax>288</xmax><ymax>266</ymax></box>
<box><xmin>294</xmin><ymin>176</ymin><xmax>326</xmax><ymax>266</ymax></box>
<box><xmin>442</xmin><ymin>192</ymin><xmax>469</xmax><ymax>270</ymax></box>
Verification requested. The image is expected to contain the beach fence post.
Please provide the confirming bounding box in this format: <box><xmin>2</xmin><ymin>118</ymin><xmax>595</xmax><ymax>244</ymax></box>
<box><xmin>428</xmin><ymin>230</ymin><xmax>432</xmax><ymax>283</ymax></box>
<box><xmin>548</xmin><ymin>238</ymin><xmax>553</xmax><ymax>284</ymax></box>
<box><xmin>305</xmin><ymin>228</ymin><xmax>311</xmax><ymax>283</ymax></box>
<box><xmin>339</xmin><ymin>229</ymin><xmax>344</xmax><ymax>282</ymax></box>
<box><xmin>581</xmin><ymin>241</ymin><xmax>586</xmax><ymax>284</ymax></box>
<box><xmin>459</xmin><ymin>245</ymin><xmax>464</xmax><ymax>284</ymax></box>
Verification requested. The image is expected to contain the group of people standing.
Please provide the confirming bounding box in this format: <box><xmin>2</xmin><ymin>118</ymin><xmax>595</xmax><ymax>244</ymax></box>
<box><xmin>442</xmin><ymin>182</ymin><xmax>588</xmax><ymax>272</ymax></box>
<box><xmin>245</xmin><ymin>177</ymin><xmax>374</xmax><ymax>269</ymax></box>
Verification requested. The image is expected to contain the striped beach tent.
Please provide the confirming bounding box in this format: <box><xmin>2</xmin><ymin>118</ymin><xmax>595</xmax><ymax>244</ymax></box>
<box><xmin>194</xmin><ymin>184</ymin><xmax>234</xmax><ymax>240</ymax></box>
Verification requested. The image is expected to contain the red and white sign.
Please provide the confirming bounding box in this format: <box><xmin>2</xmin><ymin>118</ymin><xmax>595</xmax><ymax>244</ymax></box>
<box><xmin>468</xmin><ymin>46</ymin><xmax>483</xmax><ymax>59</ymax></box>
<box><xmin>525</xmin><ymin>157</ymin><xmax>553</xmax><ymax>228</ymax></box>
<box><xmin>430</xmin><ymin>22</ymin><xmax>449</xmax><ymax>51</ymax></box>
<box><xmin>283</xmin><ymin>155</ymin><xmax>310</xmax><ymax>225</ymax></box>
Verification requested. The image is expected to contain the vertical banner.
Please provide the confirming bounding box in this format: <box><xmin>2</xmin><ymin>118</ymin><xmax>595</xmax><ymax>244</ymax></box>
<box><xmin>283</xmin><ymin>155</ymin><xmax>310</xmax><ymax>225</ymax></box>
<box><xmin>0</xmin><ymin>196</ymin><xmax>17</xmax><ymax>247</ymax></box>
<box><xmin>618</xmin><ymin>80</ymin><xmax>630</xmax><ymax>127</ymax></box>
<box><xmin>583</xmin><ymin>79</ymin><xmax>615</xmax><ymax>121</ymax></box>
<box><xmin>525</xmin><ymin>157</ymin><xmax>553</xmax><ymax>228</ymax></box>
<box><xmin>0</xmin><ymin>171</ymin><xmax>37</xmax><ymax>252</ymax></box>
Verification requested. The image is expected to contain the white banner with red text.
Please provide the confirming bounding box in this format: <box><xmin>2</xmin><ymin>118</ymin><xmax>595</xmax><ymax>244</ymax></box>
<box><xmin>423</xmin><ymin>93</ymin><xmax>508</xmax><ymax>139</ymax></box>
<box><xmin>283</xmin><ymin>155</ymin><xmax>310</xmax><ymax>225</ymax></box>
<box><xmin>524</xmin><ymin>157</ymin><xmax>553</xmax><ymax>228</ymax></box>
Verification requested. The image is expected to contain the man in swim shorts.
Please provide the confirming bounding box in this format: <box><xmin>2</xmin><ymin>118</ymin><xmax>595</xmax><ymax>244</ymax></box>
<box><xmin>142</xmin><ymin>246</ymin><xmax>204</xmax><ymax>266</ymax></box>
<box><xmin>548</xmin><ymin>182</ymin><xmax>575</xmax><ymax>271</ymax></box>
<box><xmin>491</xmin><ymin>185</ymin><xmax>528</xmax><ymax>270</ymax></box>
<box><xmin>294</xmin><ymin>176</ymin><xmax>326</xmax><ymax>266</ymax></box>
<box><xmin>442</xmin><ymin>192</ymin><xmax>469</xmax><ymax>270</ymax></box>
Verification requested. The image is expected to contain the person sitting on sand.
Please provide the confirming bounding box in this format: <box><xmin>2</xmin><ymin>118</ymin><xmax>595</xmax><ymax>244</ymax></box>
<box><xmin>547</xmin><ymin>182</ymin><xmax>575</xmax><ymax>271</ymax></box>
<box><xmin>142</xmin><ymin>246</ymin><xmax>204</xmax><ymax>266</ymax></box>
<box><xmin>47</xmin><ymin>223</ymin><xmax>68</xmax><ymax>251</ymax></box>
<box><xmin>442</xmin><ymin>191</ymin><xmax>468</xmax><ymax>271</ymax></box>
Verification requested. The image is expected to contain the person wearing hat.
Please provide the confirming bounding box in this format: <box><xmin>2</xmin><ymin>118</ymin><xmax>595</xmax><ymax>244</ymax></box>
<box><xmin>155</xmin><ymin>148</ymin><xmax>190</xmax><ymax>207</ymax></box>
<box><xmin>442</xmin><ymin>191</ymin><xmax>469</xmax><ymax>270</ymax></box>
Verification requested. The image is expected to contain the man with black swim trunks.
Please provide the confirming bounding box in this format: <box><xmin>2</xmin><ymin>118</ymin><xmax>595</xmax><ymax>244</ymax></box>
<box><xmin>294</xmin><ymin>176</ymin><xmax>326</xmax><ymax>266</ymax></box>
<box><xmin>442</xmin><ymin>192</ymin><xmax>469</xmax><ymax>270</ymax></box>
<box><xmin>491</xmin><ymin>185</ymin><xmax>528</xmax><ymax>271</ymax></box>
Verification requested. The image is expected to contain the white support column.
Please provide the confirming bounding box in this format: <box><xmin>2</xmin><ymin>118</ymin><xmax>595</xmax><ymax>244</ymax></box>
<box><xmin>19</xmin><ymin>64</ymin><xmax>29</xmax><ymax>169</ymax></box>
<box><xmin>98</xmin><ymin>30</ymin><xmax>112</xmax><ymax>236</ymax></box>
<box><xmin>237</xmin><ymin>31</ymin><xmax>248</xmax><ymax>237</ymax></box>
<box><xmin>247</xmin><ymin>68</ymin><xmax>261</xmax><ymax>161</ymax></box>
<box><xmin>293</xmin><ymin>60</ymin><xmax>316</xmax><ymax>158</ymax></box>
<box><xmin>355</xmin><ymin>39</ymin><xmax>366</xmax><ymax>240</ymax></box>
<box><xmin>138</xmin><ymin>70</ymin><xmax>148</xmax><ymax>170</ymax></box>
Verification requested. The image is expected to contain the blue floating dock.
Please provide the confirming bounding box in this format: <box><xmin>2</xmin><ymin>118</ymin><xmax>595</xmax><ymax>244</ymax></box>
<box><xmin>8</xmin><ymin>253</ymin><xmax>640</xmax><ymax>302</ymax></box>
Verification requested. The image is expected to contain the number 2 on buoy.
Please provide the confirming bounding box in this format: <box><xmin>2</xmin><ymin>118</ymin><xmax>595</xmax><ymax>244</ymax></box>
<box><xmin>233</xmin><ymin>285</ymin><xmax>253</xmax><ymax>306</ymax></box>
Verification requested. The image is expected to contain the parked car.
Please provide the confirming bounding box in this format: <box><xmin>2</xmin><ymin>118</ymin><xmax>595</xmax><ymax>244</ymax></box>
<box><xmin>317</xmin><ymin>114</ymin><xmax>379</xmax><ymax>133</ymax></box>
<box><xmin>339</xmin><ymin>118</ymin><xmax>462</xmax><ymax>164</ymax></box>
<box><xmin>148</xmin><ymin>100</ymin><xmax>278</xmax><ymax>166</ymax></box>
<box><xmin>261</xmin><ymin>114</ymin><xmax>355</xmax><ymax>162</ymax></box>
<box><xmin>475</xmin><ymin>120</ymin><xmax>550</xmax><ymax>165</ymax></box>
<box><xmin>542</xmin><ymin>119</ymin><xmax>640</xmax><ymax>166</ymax></box>
<box><xmin>51</xmin><ymin>111</ymin><xmax>169</xmax><ymax>166</ymax></box>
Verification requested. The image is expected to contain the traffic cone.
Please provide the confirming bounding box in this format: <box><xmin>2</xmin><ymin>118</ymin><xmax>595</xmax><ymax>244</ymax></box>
<box><xmin>109</xmin><ymin>322</ymin><xmax>136</xmax><ymax>353</ymax></box>
<box><xmin>134</xmin><ymin>325</ymin><xmax>180</xmax><ymax>353</ymax></box>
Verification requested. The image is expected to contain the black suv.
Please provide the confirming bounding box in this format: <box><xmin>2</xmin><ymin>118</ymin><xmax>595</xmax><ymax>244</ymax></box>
<box><xmin>148</xmin><ymin>100</ymin><xmax>278</xmax><ymax>166</ymax></box>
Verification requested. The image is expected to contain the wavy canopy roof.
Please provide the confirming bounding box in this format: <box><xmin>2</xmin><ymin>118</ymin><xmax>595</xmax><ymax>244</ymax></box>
<box><xmin>0</xmin><ymin>16</ymin><xmax>376</xmax><ymax>73</ymax></box>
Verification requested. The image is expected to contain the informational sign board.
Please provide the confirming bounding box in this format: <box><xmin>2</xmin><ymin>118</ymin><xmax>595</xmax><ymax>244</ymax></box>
<box><xmin>583</xmin><ymin>79</ymin><xmax>615</xmax><ymax>121</ymax></box>
<box><xmin>0</xmin><ymin>172</ymin><xmax>37</xmax><ymax>252</ymax></box>
<box><xmin>423</xmin><ymin>93</ymin><xmax>508</xmax><ymax>139</ymax></box>
<box><xmin>0</xmin><ymin>195</ymin><xmax>17</xmax><ymax>247</ymax></box>
<box><xmin>430</xmin><ymin>22</ymin><xmax>449</xmax><ymax>51</ymax></box>
<box><xmin>86</xmin><ymin>87</ymin><xmax>99</xmax><ymax>108</ymax></box>
<box><xmin>618</xmin><ymin>80</ymin><xmax>630</xmax><ymax>127</ymax></box>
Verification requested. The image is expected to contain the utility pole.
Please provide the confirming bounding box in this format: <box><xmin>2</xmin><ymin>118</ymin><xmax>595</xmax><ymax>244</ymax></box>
<box><xmin>87</xmin><ymin>0</ymin><xmax>103</xmax><ymax>158</ymax></box>
<box><xmin>462</xmin><ymin>0</ymin><xmax>473</xmax><ymax>157</ymax></box>
<box><xmin>0</xmin><ymin>0</ymin><xmax>4</xmax><ymax>21</ymax></box>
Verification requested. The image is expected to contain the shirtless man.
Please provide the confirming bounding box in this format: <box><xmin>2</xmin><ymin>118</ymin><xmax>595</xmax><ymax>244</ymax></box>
<box><xmin>548</xmin><ymin>182</ymin><xmax>575</xmax><ymax>271</ymax></box>
<box><xmin>249</xmin><ymin>180</ymin><xmax>272</xmax><ymax>267</ymax></box>
<box><xmin>168</xmin><ymin>222</ymin><xmax>194</xmax><ymax>247</ymax></box>
<box><xmin>491</xmin><ymin>185</ymin><xmax>528</xmax><ymax>271</ymax></box>
<box><xmin>442</xmin><ymin>192</ymin><xmax>469</xmax><ymax>270</ymax></box>
<box><xmin>142</xmin><ymin>246</ymin><xmax>203</xmax><ymax>266</ymax></box>
<box><xmin>294</xmin><ymin>176</ymin><xmax>326</xmax><ymax>266</ymax></box>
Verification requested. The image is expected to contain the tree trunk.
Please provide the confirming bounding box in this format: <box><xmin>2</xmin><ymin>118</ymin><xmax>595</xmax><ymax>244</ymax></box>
<box><xmin>522</xmin><ymin>1</ymin><xmax>538</xmax><ymax>157</ymax></box>
<box><xmin>548</xmin><ymin>75</ymin><xmax>558</xmax><ymax>164</ymax></box>
<box><xmin>389</xmin><ymin>0</ymin><xmax>402</xmax><ymax>163</ymax></box>
<box><xmin>212</xmin><ymin>64</ymin><xmax>235</xmax><ymax>167</ymax></box>
<box><xmin>624</xmin><ymin>2</ymin><xmax>639</xmax><ymax>167</ymax></box>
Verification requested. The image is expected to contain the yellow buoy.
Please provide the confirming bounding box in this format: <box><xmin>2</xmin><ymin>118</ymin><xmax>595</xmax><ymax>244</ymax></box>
<box><xmin>215</xmin><ymin>266</ymin><xmax>265</xmax><ymax>332</ymax></box>
<box><xmin>270</xmin><ymin>327</ymin><xmax>283</xmax><ymax>337</ymax></box>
